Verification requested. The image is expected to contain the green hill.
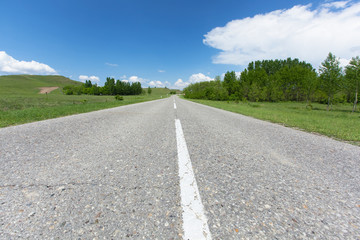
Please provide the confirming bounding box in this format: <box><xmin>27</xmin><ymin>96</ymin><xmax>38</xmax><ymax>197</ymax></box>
<box><xmin>147</xmin><ymin>87</ymin><xmax>172</xmax><ymax>96</ymax></box>
<box><xmin>0</xmin><ymin>75</ymin><xmax>176</xmax><ymax>128</ymax></box>
<box><xmin>0</xmin><ymin>75</ymin><xmax>82</xmax><ymax>95</ymax></box>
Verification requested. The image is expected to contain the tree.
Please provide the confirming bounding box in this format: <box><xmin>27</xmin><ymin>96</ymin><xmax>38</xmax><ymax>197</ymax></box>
<box><xmin>302</xmin><ymin>69</ymin><xmax>318</xmax><ymax>105</ymax></box>
<box><xmin>345</xmin><ymin>56</ymin><xmax>360</xmax><ymax>112</ymax></box>
<box><xmin>104</xmin><ymin>77</ymin><xmax>116</xmax><ymax>95</ymax></box>
<box><xmin>319</xmin><ymin>52</ymin><xmax>342</xmax><ymax>111</ymax></box>
<box><xmin>131</xmin><ymin>82</ymin><xmax>142</xmax><ymax>95</ymax></box>
<box><xmin>90</xmin><ymin>84</ymin><xmax>100</xmax><ymax>95</ymax></box>
<box><xmin>84</xmin><ymin>80</ymin><xmax>92</xmax><ymax>88</ymax></box>
<box><xmin>223</xmin><ymin>71</ymin><xmax>238</xmax><ymax>96</ymax></box>
<box><xmin>116</xmin><ymin>80</ymin><xmax>124</xmax><ymax>95</ymax></box>
<box><xmin>147</xmin><ymin>86</ymin><xmax>152</xmax><ymax>95</ymax></box>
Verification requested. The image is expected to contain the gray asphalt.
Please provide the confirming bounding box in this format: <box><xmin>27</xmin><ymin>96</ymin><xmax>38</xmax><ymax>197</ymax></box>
<box><xmin>1</xmin><ymin>96</ymin><xmax>360</xmax><ymax>239</ymax></box>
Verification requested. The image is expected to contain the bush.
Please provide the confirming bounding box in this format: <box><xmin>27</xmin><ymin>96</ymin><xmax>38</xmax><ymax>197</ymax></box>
<box><xmin>65</xmin><ymin>89</ymin><xmax>73</xmax><ymax>95</ymax></box>
<box><xmin>115</xmin><ymin>95</ymin><xmax>124</xmax><ymax>101</ymax></box>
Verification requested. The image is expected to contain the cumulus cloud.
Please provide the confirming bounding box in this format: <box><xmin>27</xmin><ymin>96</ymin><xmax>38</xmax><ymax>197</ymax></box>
<box><xmin>174</xmin><ymin>73</ymin><xmax>213</xmax><ymax>89</ymax></box>
<box><xmin>0</xmin><ymin>51</ymin><xmax>57</xmax><ymax>75</ymax></box>
<box><xmin>188</xmin><ymin>73</ymin><xmax>213</xmax><ymax>83</ymax></box>
<box><xmin>203</xmin><ymin>1</ymin><xmax>360</xmax><ymax>67</ymax></box>
<box><xmin>128</xmin><ymin>75</ymin><xmax>147</xmax><ymax>83</ymax></box>
<box><xmin>79</xmin><ymin>75</ymin><xmax>100</xmax><ymax>83</ymax></box>
<box><xmin>149</xmin><ymin>80</ymin><xmax>165</xmax><ymax>87</ymax></box>
<box><xmin>174</xmin><ymin>79</ymin><xmax>189</xmax><ymax>89</ymax></box>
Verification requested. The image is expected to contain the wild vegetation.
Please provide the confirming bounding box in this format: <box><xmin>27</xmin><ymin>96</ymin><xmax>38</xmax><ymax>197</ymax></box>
<box><xmin>63</xmin><ymin>77</ymin><xmax>143</xmax><ymax>95</ymax></box>
<box><xmin>0</xmin><ymin>75</ymin><xmax>173</xmax><ymax>127</ymax></box>
<box><xmin>183</xmin><ymin>53</ymin><xmax>359</xmax><ymax>144</ymax></box>
<box><xmin>186</xmin><ymin>99</ymin><xmax>359</xmax><ymax>143</ymax></box>
<box><xmin>184</xmin><ymin>53</ymin><xmax>360</xmax><ymax>112</ymax></box>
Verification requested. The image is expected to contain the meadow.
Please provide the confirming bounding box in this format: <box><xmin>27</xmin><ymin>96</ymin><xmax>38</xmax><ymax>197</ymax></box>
<box><xmin>185</xmin><ymin>98</ymin><xmax>360</xmax><ymax>145</ymax></box>
<box><xmin>0</xmin><ymin>75</ymin><xmax>172</xmax><ymax>128</ymax></box>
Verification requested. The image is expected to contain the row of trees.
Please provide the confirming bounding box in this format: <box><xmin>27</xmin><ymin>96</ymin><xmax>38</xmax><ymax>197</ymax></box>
<box><xmin>63</xmin><ymin>77</ymin><xmax>143</xmax><ymax>96</ymax></box>
<box><xmin>183</xmin><ymin>53</ymin><xmax>359</xmax><ymax>111</ymax></box>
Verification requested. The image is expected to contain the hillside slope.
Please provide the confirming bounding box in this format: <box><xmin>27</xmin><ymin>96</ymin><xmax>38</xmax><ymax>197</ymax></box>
<box><xmin>0</xmin><ymin>75</ymin><xmax>175</xmax><ymax>127</ymax></box>
<box><xmin>0</xmin><ymin>75</ymin><xmax>82</xmax><ymax>95</ymax></box>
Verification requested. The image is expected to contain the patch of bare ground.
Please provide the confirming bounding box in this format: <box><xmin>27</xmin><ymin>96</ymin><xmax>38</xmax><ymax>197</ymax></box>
<box><xmin>38</xmin><ymin>87</ymin><xmax>59</xmax><ymax>94</ymax></box>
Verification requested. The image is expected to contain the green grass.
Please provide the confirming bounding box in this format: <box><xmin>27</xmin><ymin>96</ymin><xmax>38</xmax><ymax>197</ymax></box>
<box><xmin>0</xmin><ymin>75</ymin><xmax>82</xmax><ymax>95</ymax></box>
<box><xmin>0</xmin><ymin>75</ymin><xmax>172</xmax><ymax>128</ymax></box>
<box><xmin>185</xmin><ymin>98</ymin><xmax>360</xmax><ymax>144</ymax></box>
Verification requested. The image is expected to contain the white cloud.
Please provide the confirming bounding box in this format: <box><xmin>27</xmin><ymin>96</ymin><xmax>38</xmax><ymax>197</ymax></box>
<box><xmin>0</xmin><ymin>51</ymin><xmax>57</xmax><ymax>75</ymax></box>
<box><xmin>105</xmin><ymin>62</ymin><xmax>118</xmax><ymax>67</ymax></box>
<box><xmin>203</xmin><ymin>1</ymin><xmax>360</xmax><ymax>67</ymax></box>
<box><xmin>158</xmin><ymin>70</ymin><xmax>165</xmax><ymax>73</ymax></box>
<box><xmin>339</xmin><ymin>57</ymin><xmax>351</xmax><ymax>68</ymax></box>
<box><xmin>322</xmin><ymin>1</ymin><xmax>350</xmax><ymax>8</ymax></box>
<box><xmin>128</xmin><ymin>75</ymin><xmax>147</xmax><ymax>83</ymax></box>
<box><xmin>188</xmin><ymin>73</ymin><xmax>213</xmax><ymax>83</ymax></box>
<box><xmin>174</xmin><ymin>73</ymin><xmax>213</xmax><ymax>89</ymax></box>
<box><xmin>79</xmin><ymin>75</ymin><xmax>100</xmax><ymax>83</ymax></box>
<box><xmin>149</xmin><ymin>80</ymin><xmax>165</xmax><ymax>87</ymax></box>
<box><xmin>174</xmin><ymin>79</ymin><xmax>189</xmax><ymax>89</ymax></box>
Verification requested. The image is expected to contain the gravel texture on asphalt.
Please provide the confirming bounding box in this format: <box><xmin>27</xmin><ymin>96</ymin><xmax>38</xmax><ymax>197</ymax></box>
<box><xmin>1</xmin><ymin>98</ymin><xmax>182</xmax><ymax>239</ymax></box>
<box><xmin>176</xmin><ymin>97</ymin><xmax>360</xmax><ymax>239</ymax></box>
<box><xmin>1</xmin><ymin>95</ymin><xmax>360</xmax><ymax>239</ymax></box>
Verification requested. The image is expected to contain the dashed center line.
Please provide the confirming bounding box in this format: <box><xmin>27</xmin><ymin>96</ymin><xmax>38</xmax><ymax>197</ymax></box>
<box><xmin>174</xmin><ymin>103</ymin><xmax>177</xmax><ymax>109</ymax></box>
<box><xmin>175</xmin><ymin>119</ymin><xmax>212</xmax><ymax>240</ymax></box>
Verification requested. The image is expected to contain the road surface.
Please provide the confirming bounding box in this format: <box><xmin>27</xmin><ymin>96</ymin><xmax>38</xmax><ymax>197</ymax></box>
<box><xmin>1</xmin><ymin>96</ymin><xmax>359</xmax><ymax>239</ymax></box>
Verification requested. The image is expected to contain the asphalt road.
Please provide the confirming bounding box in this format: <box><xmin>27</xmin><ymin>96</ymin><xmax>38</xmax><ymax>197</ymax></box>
<box><xmin>1</xmin><ymin>96</ymin><xmax>359</xmax><ymax>239</ymax></box>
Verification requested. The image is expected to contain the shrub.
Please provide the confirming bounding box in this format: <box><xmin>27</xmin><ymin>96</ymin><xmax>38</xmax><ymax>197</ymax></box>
<box><xmin>115</xmin><ymin>95</ymin><xmax>124</xmax><ymax>101</ymax></box>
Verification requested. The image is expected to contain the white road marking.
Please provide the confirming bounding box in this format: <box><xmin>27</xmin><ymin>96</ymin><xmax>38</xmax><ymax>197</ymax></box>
<box><xmin>174</xmin><ymin>103</ymin><xmax>177</xmax><ymax>109</ymax></box>
<box><xmin>175</xmin><ymin>119</ymin><xmax>212</xmax><ymax>240</ymax></box>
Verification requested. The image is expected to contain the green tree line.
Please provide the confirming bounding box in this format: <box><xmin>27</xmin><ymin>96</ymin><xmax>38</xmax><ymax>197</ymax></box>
<box><xmin>184</xmin><ymin>53</ymin><xmax>360</xmax><ymax>111</ymax></box>
<box><xmin>63</xmin><ymin>77</ymin><xmax>143</xmax><ymax>96</ymax></box>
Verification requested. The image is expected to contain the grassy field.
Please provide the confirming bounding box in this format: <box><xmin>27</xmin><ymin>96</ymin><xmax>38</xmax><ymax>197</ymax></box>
<box><xmin>185</xmin><ymin>98</ymin><xmax>360</xmax><ymax>144</ymax></box>
<box><xmin>0</xmin><ymin>75</ymin><xmax>172</xmax><ymax>128</ymax></box>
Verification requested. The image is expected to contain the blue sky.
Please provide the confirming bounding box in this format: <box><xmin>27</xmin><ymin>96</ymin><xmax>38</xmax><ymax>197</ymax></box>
<box><xmin>1</xmin><ymin>0</ymin><xmax>359</xmax><ymax>88</ymax></box>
